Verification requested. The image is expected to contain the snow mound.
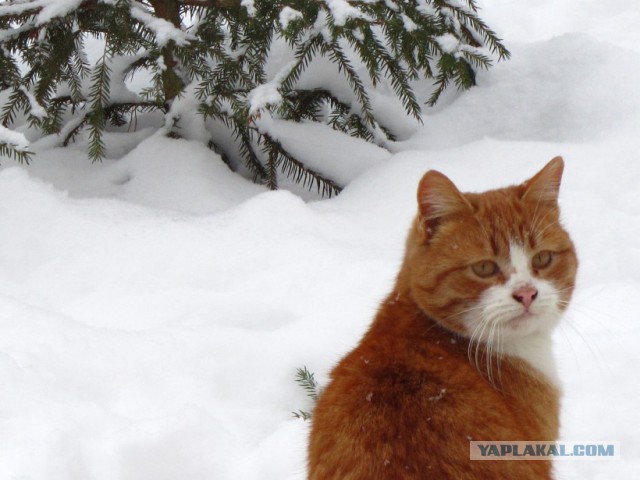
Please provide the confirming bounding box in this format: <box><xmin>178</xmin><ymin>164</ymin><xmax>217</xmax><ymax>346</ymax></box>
<box><xmin>406</xmin><ymin>34</ymin><xmax>640</xmax><ymax>149</ymax></box>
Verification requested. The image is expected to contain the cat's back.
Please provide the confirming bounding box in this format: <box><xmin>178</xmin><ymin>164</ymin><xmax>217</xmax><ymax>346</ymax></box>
<box><xmin>308</xmin><ymin>296</ymin><xmax>559</xmax><ymax>480</ymax></box>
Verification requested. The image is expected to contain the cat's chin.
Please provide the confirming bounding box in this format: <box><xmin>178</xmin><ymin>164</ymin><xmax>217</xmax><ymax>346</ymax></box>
<box><xmin>458</xmin><ymin>306</ymin><xmax>561</xmax><ymax>342</ymax></box>
<box><xmin>502</xmin><ymin>309</ymin><xmax>561</xmax><ymax>337</ymax></box>
<box><xmin>506</xmin><ymin>311</ymin><xmax>535</xmax><ymax>328</ymax></box>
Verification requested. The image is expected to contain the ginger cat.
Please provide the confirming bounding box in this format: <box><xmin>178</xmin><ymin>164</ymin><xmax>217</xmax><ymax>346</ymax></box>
<box><xmin>308</xmin><ymin>157</ymin><xmax>578</xmax><ymax>479</ymax></box>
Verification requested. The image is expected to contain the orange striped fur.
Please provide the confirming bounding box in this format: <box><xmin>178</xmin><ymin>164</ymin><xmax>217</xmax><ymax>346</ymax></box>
<box><xmin>308</xmin><ymin>157</ymin><xmax>578</xmax><ymax>479</ymax></box>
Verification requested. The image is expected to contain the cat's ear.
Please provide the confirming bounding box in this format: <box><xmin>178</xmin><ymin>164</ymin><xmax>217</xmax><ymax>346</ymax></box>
<box><xmin>417</xmin><ymin>170</ymin><xmax>472</xmax><ymax>234</ymax></box>
<box><xmin>521</xmin><ymin>156</ymin><xmax>564</xmax><ymax>204</ymax></box>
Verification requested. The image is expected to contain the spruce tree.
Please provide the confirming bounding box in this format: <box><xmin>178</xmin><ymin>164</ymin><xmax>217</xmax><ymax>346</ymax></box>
<box><xmin>0</xmin><ymin>0</ymin><xmax>509</xmax><ymax>197</ymax></box>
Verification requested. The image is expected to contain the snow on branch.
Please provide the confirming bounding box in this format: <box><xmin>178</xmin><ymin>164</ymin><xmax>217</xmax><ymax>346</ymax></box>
<box><xmin>240</xmin><ymin>0</ymin><xmax>256</xmax><ymax>17</ymax></box>
<box><xmin>129</xmin><ymin>2</ymin><xmax>192</xmax><ymax>47</ymax></box>
<box><xmin>19</xmin><ymin>86</ymin><xmax>47</xmax><ymax>119</ymax></box>
<box><xmin>0</xmin><ymin>125</ymin><xmax>31</xmax><ymax>164</ymax></box>
<box><xmin>325</xmin><ymin>0</ymin><xmax>372</xmax><ymax>26</ymax></box>
<box><xmin>0</xmin><ymin>125</ymin><xmax>29</xmax><ymax>150</ymax></box>
<box><xmin>279</xmin><ymin>7</ymin><xmax>303</xmax><ymax>30</ymax></box>
<box><xmin>247</xmin><ymin>60</ymin><xmax>298</xmax><ymax>117</ymax></box>
<box><xmin>0</xmin><ymin>0</ymin><xmax>84</xmax><ymax>25</ymax></box>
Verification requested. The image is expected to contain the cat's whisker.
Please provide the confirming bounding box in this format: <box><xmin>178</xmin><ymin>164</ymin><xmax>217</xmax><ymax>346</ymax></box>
<box><xmin>554</xmin><ymin>315</ymin><xmax>580</xmax><ymax>364</ymax></box>
<box><xmin>497</xmin><ymin>322</ymin><xmax>505</xmax><ymax>389</ymax></box>
<box><xmin>559</xmin><ymin>309</ymin><xmax>614</xmax><ymax>371</ymax></box>
<box><xmin>484</xmin><ymin>317</ymin><xmax>505</xmax><ymax>391</ymax></box>
<box><xmin>475</xmin><ymin>318</ymin><xmax>491</xmax><ymax>372</ymax></box>
<box><xmin>556</xmin><ymin>299</ymin><xmax>610</xmax><ymax>331</ymax></box>
<box><xmin>486</xmin><ymin>316</ymin><xmax>500</xmax><ymax>385</ymax></box>
<box><xmin>484</xmin><ymin>320</ymin><xmax>493</xmax><ymax>381</ymax></box>
<box><xmin>467</xmin><ymin>315</ymin><xmax>485</xmax><ymax>366</ymax></box>
<box><xmin>533</xmin><ymin>219</ymin><xmax>560</xmax><ymax>244</ymax></box>
<box><xmin>527</xmin><ymin>203</ymin><xmax>544</xmax><ymax>241</ymax></box>
<box><xmin>529</xmin><ymin>201</ymin><xmax>556</xmax><ymax>239</ymax></box>
<box><xmin>469</xmin><ymin>314</ymin><xmax>491</xmax><ymax>373</ymax></box>
<box><xmin>560</xmin><ymin>299</ymin><xmax>620</xmax><ymax>334</ymax></box>
<box><xmin>465</xmin><ymin>305</ymin><xmax>514</xmax><ymax>385</ymax></box>
<box><xmin>558</xmin><ymin>319</ymin><xmax>612</xmax><ymax>377</ymax></box>
<box><xmin>554</xmin><ymin>285</ymin><xmax>576</xmax><ymax>295</ymax></box>
<box><xmin>527</xmin><ymin>202</ymin><xmax>552</xmax><ymax>247</ymax></box>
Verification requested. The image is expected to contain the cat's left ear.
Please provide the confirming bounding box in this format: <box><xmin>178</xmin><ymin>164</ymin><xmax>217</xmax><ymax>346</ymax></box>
<box><xmin>521</xmin><ymin>156</ymin><xmax>564</xmax><ymax>204</ymax></box>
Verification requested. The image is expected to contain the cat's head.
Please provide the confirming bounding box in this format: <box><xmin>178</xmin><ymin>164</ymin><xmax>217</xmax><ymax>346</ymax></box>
<box><xmin>403</xmin><ymin>157</ymin><xmax>577</xmax><ymax>342</ymax></box>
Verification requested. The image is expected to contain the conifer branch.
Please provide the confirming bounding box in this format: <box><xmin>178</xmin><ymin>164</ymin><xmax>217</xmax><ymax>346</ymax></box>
<box><xmin>0</xmin><ymin>141</ymin><xmax>32</xmax><ymax>164</ymax></box>
<box><xmin>176</xmin><ymin>0</ymin><xmax>240</xmax><ymax>7</ymax></box>
<box><xmin>295</xmin><ymin>366</ymin><xmax>319</xmax><ymax>401</ymax></box>
<box><xmin>0</xmin><ymin>0</ymin><xmax>509</xmax><ymax>195</ymax></box>
<box><xmin>87</xmin><ymin>44</ymin><xmax>112</xmax><ymax>162</ymax></box>
<box><xmin>262</xmin><ymin>133</ymin><xmax>342</xmax><ymax>198</ymax></box>
<box><xmin>291</xmin><ymin>366</ymin><xmax>319</xmax><ymax>421</ymax></box>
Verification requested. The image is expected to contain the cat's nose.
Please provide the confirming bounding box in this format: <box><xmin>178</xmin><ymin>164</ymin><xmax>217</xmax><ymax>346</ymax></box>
<box><xmin>512</xmin><ymin>285</ymin><xmax>538</xmax><ymax>310</ymax></box>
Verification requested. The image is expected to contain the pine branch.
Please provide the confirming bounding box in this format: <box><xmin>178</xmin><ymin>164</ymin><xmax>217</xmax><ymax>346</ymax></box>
<box><xmin>322</xmin><ymin>40</ymin><xmax>376</xmax><ymax>131</ymax></box>
<box><xmin>61</xmin><ymin>114</ymin><xmax>90</xmax><ymax>147</ymax></box>
<box><xmin>175</xmin><ymin>0</ymin><xmax>240</xmax><ymax>7</ymax></box>
<box><xmin>87</xmin><ymin>45</ymin><xmax>112</xmax><ymax>162</ymax></box>
<box><xmin>280</xmin><ymin>33</ymin><xmax>324</xmax><ymax>93</ymax></box>
<box><xmin>262</xmin><ymin>133</ymin><xmax>342</xmax><ymax>198</ymax></box>
<box><xmin>206</xmin><ymin>139</ymin><xmax>234</xmax><ymax>170</ymax></box>
<box><xmin>291</xmin><ymin>366</ymin><xmax>319</xmax><ymax>421</ymax></box>
<box><xmin>349</xmin><ymin>26</ymin><xmax>422</xmax><ymax>122</ymax></box>
<box><xmin>295</xmin><ymin>366</ymin><xmax>319</xmax><ymax>401</ymax></box>
<box><xmin>427</xmin><ymin>52</ymin><xmax>456</xmax><ymax>106</ymax></box>
<box><xmin>1</xmin><ymin>87</ymin><xmax>28</xmax><ymax>127</ymax></box>
<box><xmin>205</xmin><ymin>108</ymin><xmax>268</xmax><ymax>182</ymax></box>
<box><xmin>266</xmin><ymin>145</ymin><xmax>278</xmax><ymax>191</ymax></box>
<box><xmin>292</xmin><ymin>409</ymin><xmax>312</xmax><ymax>421</ymax></box>
<box><xmin>0</xmin><ymin>46</ymin><xmax>21</xmax><ymax>87</ymax></box>
<box><xmin>0</xmin><ymin>141</ymin><xmax>32</xmax><ymax>164</ymax></box>
<box><xmin>441</xmin><ymin>0</ymin><xmax>510</xmax><ymax>60</ymax></box>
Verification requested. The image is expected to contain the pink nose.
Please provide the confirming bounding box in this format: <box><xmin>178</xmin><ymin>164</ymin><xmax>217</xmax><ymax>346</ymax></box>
<box><xmin>512</xmin><ymin>285</ymin><xmax>538</xmax><ymax>310</ymax></box>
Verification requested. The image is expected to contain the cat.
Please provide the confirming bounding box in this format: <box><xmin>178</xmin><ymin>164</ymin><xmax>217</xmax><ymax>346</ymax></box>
<box><xmin>308</xmin><ymin>157</ymin><xmax>578</xmax><ymax>479</ymax></box>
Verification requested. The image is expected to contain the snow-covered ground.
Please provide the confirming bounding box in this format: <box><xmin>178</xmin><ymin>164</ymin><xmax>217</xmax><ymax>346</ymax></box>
<box><xmin>1</xmin><ymin>1</ymin><xmax>639</xmax><ymax>478</ymax></box>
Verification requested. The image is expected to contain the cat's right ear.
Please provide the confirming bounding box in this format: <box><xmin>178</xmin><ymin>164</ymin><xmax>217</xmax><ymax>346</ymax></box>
<box><xmin>417</xmin><ymin>170</ymin><xmax>472</xmax><ymax>240</ymax></box>
<box><xmin>521</xmin><ymin>156</ymin><xmax>564</xmax><ymax>204</ymax></box>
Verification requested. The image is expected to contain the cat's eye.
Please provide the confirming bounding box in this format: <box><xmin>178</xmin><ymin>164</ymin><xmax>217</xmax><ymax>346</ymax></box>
<box><xmin>532</xmin><ymin>250</ymin><xmax>553</xmax><ymax>269</ymax></box>
<box><xmin>472</xmin><ymin>260</ymin><xmax>499</xmax><ymax>278</ymax></box>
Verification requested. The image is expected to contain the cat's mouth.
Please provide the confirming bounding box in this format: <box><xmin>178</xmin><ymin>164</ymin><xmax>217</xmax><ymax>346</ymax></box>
<box><xmin>506</xmin><ymin>311</ymin><xmax>535</xmax><ymax>328</ymax></box>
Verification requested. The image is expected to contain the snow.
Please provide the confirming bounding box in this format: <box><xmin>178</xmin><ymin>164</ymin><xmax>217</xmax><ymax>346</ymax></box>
<box><xmin>279</xmin><ymin>7</ymin><xmax>303</xmax><ymax>30</ymax></box>
<box><xmin>401</xmin><ymin>13</ymin><xmax>418</xmax><ymax>32</ymax></box>
<box><xmin>384</xmin><ymin>0</ymin><xmax>399</xmax><ymax>12</ymax></box>
<box><xmin>435</xmin><ymin>33</ymin><xmax>460</xmax><ymax>53</ymax></box>
<box><xmin>129</xmin><ymin>3</ymin><xmax>191</xmax><ymax>47</ymax></box>
<box><xmin>20</xmin><ymin>86</ymin><xmax>47</xmax><ymax>119</ymax></box>
<box><xmin>1</xmin><ymin>0</ymin><xmax>640</xmax><ymax>479</ymax></box>
<box><xmin>36</xmin><ymin>0</ymin><xmax>84</xmax><ymax>25</ymax></box>
<box><xmin>247</xmin><ymin>61</ymin><xmax>298</xmax><ymax>117</ymax></box>
<box><xmin>416</xmin><ymin>0</ymin><xmax>437</xmax><ymax>17</ymax></box>
<box><xmin>240</xmin><ymin>0</ymin><xmax>256</xmax><ymax>17</ymax></box>
<box><xmin>0</xmin><ymin>0</ymin><xmax>83</xmax><ymax>25</ymax></box>
<box><xmin>325</xmin><ymin>0</ymin><xmax>372</xmax><ymax>26</ymax></box>
<box><xmin>0</xmin><ymin>124</ymin><xmax>29</xmax><ymax>149</ymax></box>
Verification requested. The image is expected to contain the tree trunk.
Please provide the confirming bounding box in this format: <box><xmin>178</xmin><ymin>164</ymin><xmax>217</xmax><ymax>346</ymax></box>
<box><xmin>148</xmin><ymin>0</ymin><xmax>184</xmax><ymax>106</ymax></box>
